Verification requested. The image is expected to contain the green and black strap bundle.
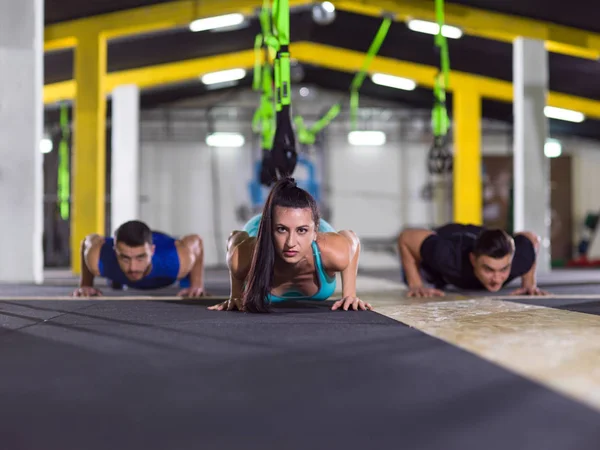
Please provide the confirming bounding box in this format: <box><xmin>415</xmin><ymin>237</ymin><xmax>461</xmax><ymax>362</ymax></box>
<box><xmin>427</xmin><ymin>0</ymin><xmax>453</xmax><ymax>175</ymax></box>
<box><xmin>270</xmin><ymin>0</ymin><xmax>297</xmax><ymax>179</ymax></box>
<box><xmin>349</xmin><ymin>16</ymin><xmax>392</xmax><ymax>131</ymax></box>
<box><xmin>57</xmin><ymin>103</ymin><xmax>70</xmax><ymax>220</ymax></box>
<box><xmin>253</xmin><ymin>0</ymin><xmax>297</xmax><ymax>185</ymax></box>
<box><xmin>252</xmin><ymin>0</ymin><xmax>278</xmax><ymax>186</ymax></box>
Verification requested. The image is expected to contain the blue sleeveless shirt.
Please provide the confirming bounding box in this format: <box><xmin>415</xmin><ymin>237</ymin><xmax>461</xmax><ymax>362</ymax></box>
<box><xmin>98</xmin><ymin>231</ymin><xmax>190</xmax><ymax>289</ymax></box>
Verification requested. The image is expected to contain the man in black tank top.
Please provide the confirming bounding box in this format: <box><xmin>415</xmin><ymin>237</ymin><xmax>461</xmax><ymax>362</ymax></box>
<box><xmin>396</xmin><ymin>223</ymin><xmax>548</xmax><ymax>297</ymax></box>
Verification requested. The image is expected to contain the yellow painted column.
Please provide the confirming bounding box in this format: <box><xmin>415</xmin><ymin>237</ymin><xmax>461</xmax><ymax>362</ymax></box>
<box><xmin>452</xmin><ymin>89</ymin><xmax>482</xmax><ymax>225</ymax></box>
<box><xmin>70</xmin><ymin>32</ymin><xmax>107</xmax><ymax>274</ymax></box>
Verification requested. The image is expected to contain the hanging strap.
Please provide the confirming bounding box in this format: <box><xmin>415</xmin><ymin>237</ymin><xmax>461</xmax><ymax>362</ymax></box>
<box><xmin>252</xmin><ymin>0</ymin><xmax>279</xmax><ymax>185</ymax></box>
<box><xmin>349</xmin><ymin>17</ymin><xmax>392</xmax><ymax>131</ymax></box>
<box><xmin>270</xmin><ymin>0</ymin><xmax>298</xmax><ymax>178</ymax></box>
<box><xmin>428</xmin><ymin>0</ymin><xmax>453</xmax><ymax>175</ymax></box>
<box><xmin>58</xmin><ymin>103</ymin><xmax>70</xmax><ymax>220</ymax></box>
<box><xmin>295</xmin><ymin>103</ymin><xmax>341</xmax><ymax>145</ymax></box>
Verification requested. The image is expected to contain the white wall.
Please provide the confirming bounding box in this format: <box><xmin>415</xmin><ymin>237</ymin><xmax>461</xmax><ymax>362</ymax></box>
<box><xmin>137</xmin><ymin>85</ymin><xmax>600</xmax><ymax>267</ymax></box>
<box><xmin>563</xmin><ymin>138</ymin><xmax>600</xmax><ymax>245</ymax></box>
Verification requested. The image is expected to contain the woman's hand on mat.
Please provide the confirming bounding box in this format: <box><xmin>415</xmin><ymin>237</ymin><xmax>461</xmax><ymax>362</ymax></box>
<box><xmin>407</xmin><ymin>286</ymin><xmax>445</xmax><ymax>298</ymax></box>
<box><xmin>331</xmin><ymin>296</ymin><xmax>373</xmax><ymax>311</ymax></box>
<box><xmin>510</xmin><ymin>286</ymin><xmax>549</xmax><ymax>296</ymax></box>
<box><xmin>72</xmin><ymin>286</ymin><xmax>102</xmax><ymax>297</ymax></box>
<box><xmin>177</xmin><ymin>287</ymin><xmax>207</xmax><ymax>298</ymax></box>
<box><xmin>207</xmin><ymin>297</ymin><xmax>244</xmax><ymax>311</ymax></box>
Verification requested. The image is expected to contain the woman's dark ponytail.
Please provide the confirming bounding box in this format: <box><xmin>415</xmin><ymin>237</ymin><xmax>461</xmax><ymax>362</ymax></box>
<box><xmin>242</xmin><ymin>177</ymin><xmax>297</xmax><ymax>313</ymax></box>
<box><xmin>243</xmin><ymin>176</ymin><xmax>320</xmax><ymax>313</ymax></box>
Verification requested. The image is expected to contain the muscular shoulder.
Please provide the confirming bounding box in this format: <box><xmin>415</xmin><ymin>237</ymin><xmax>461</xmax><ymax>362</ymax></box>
<box><xmin>176</xmin><ymin>234</ymin><xmax>203</xmax><ymax>254</ymax></box>
<box><xmin>228</xmin><ymin>231</ymin><xmax>256</xmax><ymax>280</ymax></box>
<box><xmin>83</xmin><ymin>234</ymin><xmax>106</xmax><ymax>275</ymax></box>
<box><xmin>510</xmin><ymin>232</ymin><xmax>538</xmax><ymax>274</ymax></box>
<box><xmin>317</xmin><ymin>231</ymin><xmax>356</xmax><ymax>272</ymax></box>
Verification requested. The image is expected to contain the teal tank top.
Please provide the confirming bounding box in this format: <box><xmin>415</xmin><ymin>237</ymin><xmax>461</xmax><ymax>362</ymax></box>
<box><xmin>267</xmin><ymin>240</ymin><xmax>337</xmax><ymax>303</ymax></box>
<box><xmin>242</xmin><ymin>214</ymin><xmax>337</xmax><ymax>303</ymax></box>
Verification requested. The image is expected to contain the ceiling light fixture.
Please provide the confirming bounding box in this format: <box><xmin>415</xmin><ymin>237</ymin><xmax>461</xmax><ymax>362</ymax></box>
<box><xmin>189</xmin><ymin>13</ymin><xmax>245</xmax><ymax>32</ymax></box>
<box><xmin>544</xmin><ymin>106</ymin><xmax>585</xmax><ymax>123</ymax></box>
<box><xmin>407</xmin><ymin>19</ymin><xmax>463</xmax><ymax>39</ymax></box>
<box><xmin>206</xmin><ymin>132</ymin><xmax>245</xmax><ymax>148</ymax></box>
<box><xmin>348</xmin><ymin>131</ymin><xmax>387</xmax><ymax>146</ymax></box>
<box><xmin>371</xmin><ymin>73</ymin><xmax>417</xmax><ymax>91</ymax></box>
<box><xmin>200</xmin><ymin>68</ymin><xmax>247</xmax><ymax>85</ymax></box>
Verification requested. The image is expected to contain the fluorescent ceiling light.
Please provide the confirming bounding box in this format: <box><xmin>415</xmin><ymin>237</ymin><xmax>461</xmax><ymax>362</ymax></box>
<box><xmin>544</xmin><ymin>106</ymin><xmax>585</xmax><ymax>123</ymax></box>
<box><xmin>371</xmin><ymin>73</ymin><xmax>417</xmax><ymax>91</ymax></box>
<box><xmin>407</xmin><ymin>19</ymin><xmax>463</xmax><ymax>39</ymax></box>
<box><xmin>40</xmin><ymin>138</ymin><xmax>53</xmax><ymax>154</ymax></box>
<box><xmin>189</xmin><ymin>13</ymin><xmax>245</xmax><ymax>32</ymax></box>
<box><xmin>200</xmin><ymin>68</ymin><xmax>246</xmax><ymax>85</ymax></box>
<box><xmin>348</xmin><ymin>131</ymin><xmax>386</xmax><ymax>146</ymax></box>
<box><xmin>321</xmin><ymin>1</ymin><xmax>335</xmax><ymax>12</ymax></box>
<box><xmin>206</xmin><ymin>132</ymin><xmax>245</xmax><ymax>148</ymax></box>
<box><xmin>544</xmin><ymin>139</ymin><xmax>562</xmax><ymax>158</ymax></box>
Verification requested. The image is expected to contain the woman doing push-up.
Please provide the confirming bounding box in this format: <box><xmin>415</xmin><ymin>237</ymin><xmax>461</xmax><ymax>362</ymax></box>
<box><xmin>209</xmin><ymin>177</ymin><xmax>372</xmax><ymax>313</ymax></box>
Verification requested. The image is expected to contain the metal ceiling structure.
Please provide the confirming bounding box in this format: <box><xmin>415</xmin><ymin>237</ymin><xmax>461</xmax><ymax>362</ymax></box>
<box><xmin>41</xmin><ymin>0</ymin><xmax>600</xmax><ymax>139</ymax></box>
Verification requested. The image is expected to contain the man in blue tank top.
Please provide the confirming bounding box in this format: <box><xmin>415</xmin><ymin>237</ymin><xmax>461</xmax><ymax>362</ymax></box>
<box><xmin>72</xmin><ymin>220</ymin><xmax>206</xmax><ymax>298</ymax></box>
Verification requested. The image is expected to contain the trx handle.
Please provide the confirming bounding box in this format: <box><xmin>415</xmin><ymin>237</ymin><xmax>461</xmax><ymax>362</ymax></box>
<box><xmin>350</xmin><ymin>17</ymin><xmax>392</xmax><ymax>131</ymax></box>
<box><xmin>58</xmin><ymin>103</ymin><xmax>70</xmax><ymax>220</ymax></box>
<box><xmin>428</xmin><ymin>0</ymin><xmax>453</xmax><ymax>175</ymax></box>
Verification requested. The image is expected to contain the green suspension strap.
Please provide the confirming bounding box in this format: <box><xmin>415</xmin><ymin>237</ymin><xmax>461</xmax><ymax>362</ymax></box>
<box><xmin>270</xmin><ymin>0</ymin><xmax>298</xmax><ymax>178</ymax></box>
<box><xmin>428</xmin><ymin>0</ymin><xmax>453</xmax><ymax>174</ymax></box>
<box><xmin>291</xmin><ymin>17</ymin><xmax>390</xmax><ymax>150</ymax></box>
<box><xmin>57</xmin><ymin>103</ymin><xmax>70</xmax><ymax>220</ymax></box>
<box><xmin>294</xmin><ymin>103</ymin><xmax>341</xmax><ymax>146</ymax></box>
<box><xmin>252</xmin><ymin>0</ymin><xmax>279</xmax><ymax>186</ymax></box>
<box><xmin>349</xmin><ymin>17</ymin><xmax>392</xmax><ymax>131</ymax></box>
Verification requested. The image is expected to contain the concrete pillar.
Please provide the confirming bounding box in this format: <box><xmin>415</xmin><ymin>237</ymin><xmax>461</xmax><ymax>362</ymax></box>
<box><xmin>110</xmin><ymin>85</ymin><xmax>140</xmax><ymax>232</ymax></box>
<box><xmin>0</xmin><ymin>0</ymin><xmax>44</xmax><ymax>283</ymax></box>
<box><xmin>513</xmin><ymin>37</ymin><xmax>551</xmax><ymax>272</ymax></box>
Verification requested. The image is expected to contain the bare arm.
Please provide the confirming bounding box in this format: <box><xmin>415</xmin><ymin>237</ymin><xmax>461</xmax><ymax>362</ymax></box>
<box><xmin>397</xmin><ymin>228</ymin><xmax>445</xmax><ymax>297</ymax></box>
<box><xmin>512</xmin><ymin>231</ymin><xmax>548</xmax><ymax>295</ymax></box>
<box><xmin>320</xmin><ymin>230</ymin><xmax>372</xmax><ymax>311</ymax></box>
<box><xmin>397</xmin><ymin>228</ymin><xmax>434</xmax><ymax>289</ymax></box>
<box><xmin>179</xmin><ymin>234</ymin><xmax>205</xmax><ymax>290</ymax></box>
<box><xmin>515</xmin><ymin>231</ymin><xmax>540</xmax><ymax>288</ymax></box>
<box><xmin>338</xmin><ymin>230</ymin><xmax>360</xmax><ymax>298</ymax></box>
<box><xmin>208</xmin><ymin>231</ymin><xmax>256</xmax><ymax>310</ymax></box>
<box><xmin>73</xmin><ymin>234</ymin><xmax>104</xmax><ymax>296</ymax></box>
<box><xmin>80</xmin><ymin>234</ymin><xmax>104</xmax><ymax>285</ymax></box>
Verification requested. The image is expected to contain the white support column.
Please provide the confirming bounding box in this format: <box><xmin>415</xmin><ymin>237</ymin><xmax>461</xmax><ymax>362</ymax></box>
<box><xmin>0</xmin><ymin>0</ymin><xmax>44</xmax><ymax>283</ymax></box>
<box><xmin>111</xmin><ymin>85</ymin><xmax>140</xmax><ymax>232</ymax></box>
<box><xmin>513</xmin><ymin>37</ymin><xmax>551</xmax><ymax>272</ymax></box>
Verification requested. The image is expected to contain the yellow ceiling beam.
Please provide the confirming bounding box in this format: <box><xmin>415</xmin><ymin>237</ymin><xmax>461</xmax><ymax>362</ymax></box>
<box><xmin>44</xmin><ymin>0</ymin><xmax>312</xmax><ymax>51</ymax></box>
<box><xmin>43</xmin><ymin>42</ymin><xmax>600</xmax><ymax>120</ymax></box>
<box><xmin>104</xmin><ymin>50</ymin><xmax>256</xmax><ymax>91</ymax></box>
<box><xmin>44</xmin><ymin>0</ymin><xmax>600</xmax><ymax>60</ymax></box>
<box><xmin>292</xmin><ymin>43</ymin><xmax>600</xmax><ymax>119</ymax></box>
<box><xmin>334</xmin><ymin>0</ymin><xmax>600</xmax><ymax>60</ymax></box>
<box><xmin>44</xmin><ymin>80</ymin><xmax>76</xmax><ymax>104</ymax></box>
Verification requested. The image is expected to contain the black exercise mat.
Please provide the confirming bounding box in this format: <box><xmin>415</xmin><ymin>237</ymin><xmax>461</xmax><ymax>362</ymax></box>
<box><xmin>0</xmin><ymin>300</ymin><xmax>598</xmax><ymax>450</ymax></box>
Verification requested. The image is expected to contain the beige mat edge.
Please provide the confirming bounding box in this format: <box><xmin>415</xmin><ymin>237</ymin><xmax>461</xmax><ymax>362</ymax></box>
<box><xmin>370</xmin><ymin>295</ymin><xmax>600</xmax><ymax>414</ymax></box>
